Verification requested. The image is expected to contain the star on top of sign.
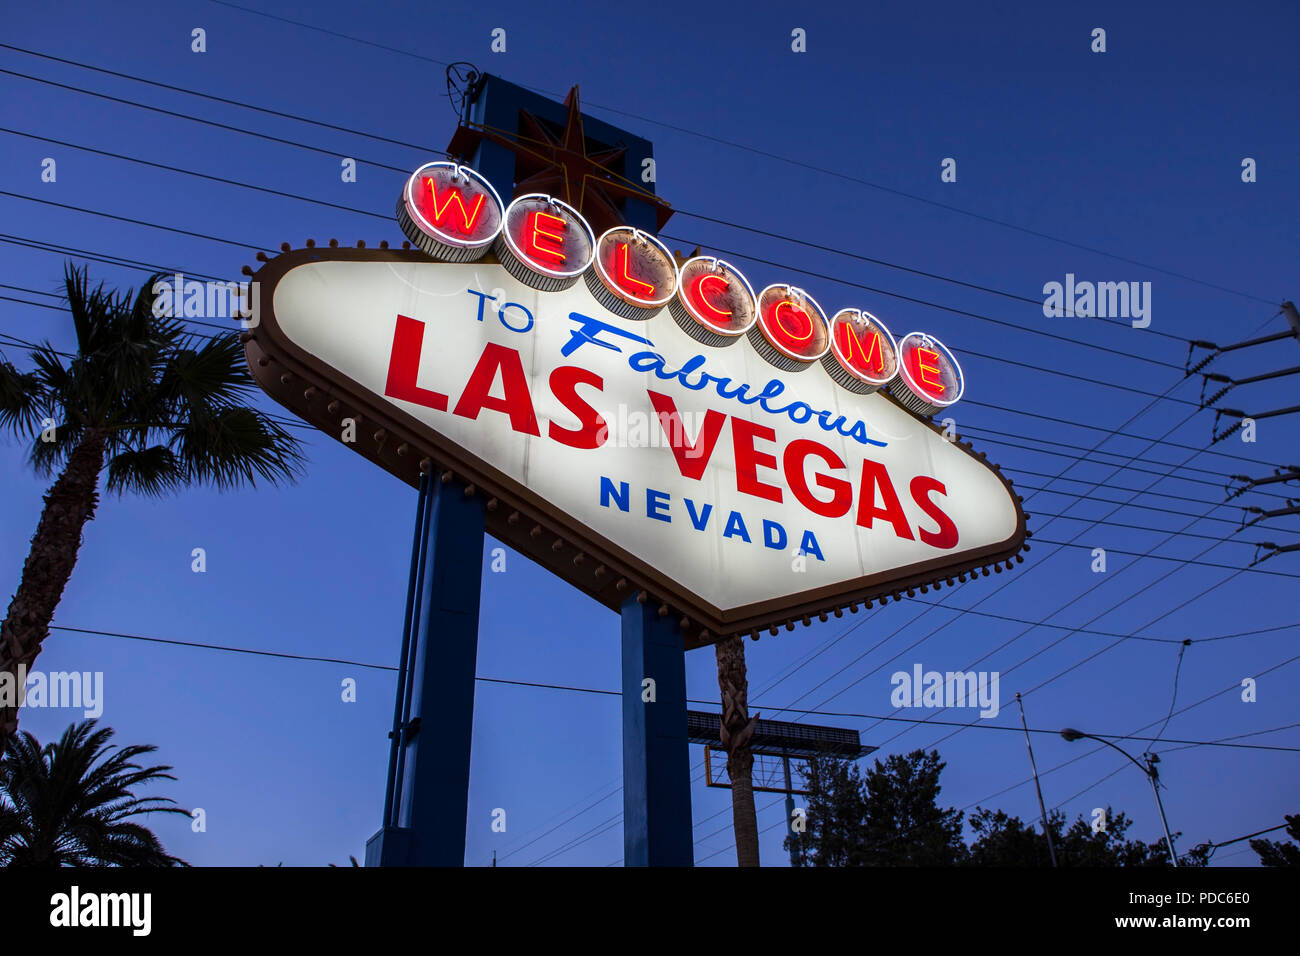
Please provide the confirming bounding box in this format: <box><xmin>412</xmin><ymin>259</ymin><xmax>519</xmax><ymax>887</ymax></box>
<box><xmin>448</xmin><ymin>85</ymin><xmax>673</xmax><ymax>237</ymax></box>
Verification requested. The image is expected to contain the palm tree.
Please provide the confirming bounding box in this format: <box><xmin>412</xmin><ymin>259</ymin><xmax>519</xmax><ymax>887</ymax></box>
<box><xmin>715</xmin><ymin>635</ymin><xmax>760</xmax><ymax>866</ymax></box>
<box><xmin>0</xmin><ymin>719</ymin><xmax>189</xmax><ymax>866</ymax></box>
<box><xmin>0</xmin><ymin>264</ymin><xmax>303</xmax><ymax>741</ymax></box>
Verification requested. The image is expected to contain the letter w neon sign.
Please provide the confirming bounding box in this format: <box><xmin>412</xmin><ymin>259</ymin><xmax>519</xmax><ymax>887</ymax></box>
<box><xmin>423</xmin><ymin>179</ymin><xmax>487</xmax><ymax>236</ymax></box>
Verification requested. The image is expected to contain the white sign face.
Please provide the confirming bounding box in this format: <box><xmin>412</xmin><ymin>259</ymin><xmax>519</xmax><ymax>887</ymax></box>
<box><xmin>262</xmin><ymin>256</ymin><xmax>1023</xmax><ymax>628</ymax></box>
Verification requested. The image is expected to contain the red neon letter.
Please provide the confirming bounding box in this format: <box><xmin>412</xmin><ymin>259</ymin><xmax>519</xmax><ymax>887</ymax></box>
<box><xmin>783</xmin><ymin>439</ymin><xmax>852</xmax><ymax>518</ymax></box>
<box><xmin>837</xmin><ymin>322</ymin><xmax>885</xmax><ymax>375</ymax></box>
<box><xmin>731</xmin><ymin>417</ymin><xmax>784</xmax><ymax>503</ymax></box>
<box><xmin>384</xmin><ymin>314</ymin><xmax>449</xmax><ymax>411</ymax></box>
<box><xmin>856</xmin><ymin>458</ymin><xmax>914</xmax><ymax>540</ymax></box>
<box><xmin>548</xmin><ymin>366</ymin><xmax>607</xmax><ymax>450</ymax></box>
<box><xmin>647</xmin><ymin>391</ymin><xmax>726</xmax><ymax>479</ymax></box>
<box><xmin>686</xmin><ymin>273</ymin><xmax>732</xmax><ymax>324</ymax></box>
<box><xmin>614</xmin><ymin>243</ymin><xmax>656</xmax><ymax>299</ymax></box>
<box><xmin>423</xmin><ymin>179</ymin><xmax>486</xmax><ymax>236</ymax></box>
<box><xmin>766</xmin><ymin>300</ymin><xmax>814</xmax><ymax>351</ymax></box>
<box><xmin>452</xmin><ymin>342</ymin><xmax>540</xmax><ymax>436</ymax></box>
<box><xmin>910</xmin><ymin>476</ymin><xmax>959</xmax><ymax>549</ymax></box>
<box><xmin>524</xmin><ymin>211</ymin><xmax>567</xmax><ymax>267</ymax></box>
<box><xmin>909</xmin><ymin>346</ymin><xmax>945</xmax><ymax>397</ymax></box>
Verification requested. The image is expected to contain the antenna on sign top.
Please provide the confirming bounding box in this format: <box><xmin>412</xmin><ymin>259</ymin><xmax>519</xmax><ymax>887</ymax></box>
<box><xmin>445</xmin><ymin>62</ymin><xmax>482</xmax><ymax>124</ymax></box>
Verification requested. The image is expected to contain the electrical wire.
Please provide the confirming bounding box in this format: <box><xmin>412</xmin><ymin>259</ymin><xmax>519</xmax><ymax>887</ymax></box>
<box><xmin>2</xmin><ymin>57</ymin><xmax>1292</xmax><ymax>860</ymax></box>
<box><xmin>189</xmin><ymin>3</ymin><xmax>1276</xmax><ymax>307</ymax></box>
<box><xmin>3</xmin><ymin>216</ymin><xmax>1286</xmax><ymax>474</ymax></box>
<box><xmin>0</xmin><ymin>41</ymin><xmax>442</xmax><ymax>156</ymax></box>
<box><xmin>43</xmin><ymin>621</ymin><xmax>1300</xmax><ymax>754</ymax></box>
<box><xmin>0</xmin><ymin>130</ymin><xmax>1208</xmax><ymax>408</ymax></box>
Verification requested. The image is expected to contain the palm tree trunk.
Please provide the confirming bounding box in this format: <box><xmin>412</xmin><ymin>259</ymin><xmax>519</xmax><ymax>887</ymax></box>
<box><xmin>715</xmin><ymin>634</ymin><xmax>760</xmax><ymax>867</ymax></box>
<box><xmin>0</xmin><ymin>430</ymin><xmax>105</xmax><ymax>742</ymax></box>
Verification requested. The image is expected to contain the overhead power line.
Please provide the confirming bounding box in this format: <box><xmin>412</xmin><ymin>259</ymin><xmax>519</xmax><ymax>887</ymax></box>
<box><xmin>0</xmin><ymin>87</ymin><xmax>1284</xmax><ymax>832</ymax></box>
<box><xmin>1013</xmin><ymin>483</ymin><xmax>1293</xmax><ymax>535</ymax></box>
<box><xmin>960</xmin><ymin>399</ymin><xmax>1285</xmax><ymax>469</ymax></box>
<box><xmin>1030</xmin><ymin>538</ymin><xmax>1299</xmax><ymax>578</ymax></box>
<box><xmin>0</xmin><ymin>41</ymin><xmax>442</xmax><ymax>156</ymax></box>
<box><xmin>186</xmin><ymin>4</ymin><xmax>1275</xmax><ymax>308</ymax></box>
<box><xmin>1013</xmin><ymin>466</ymin><xmax>1284</xmax><ymax>517</ymax></box>
<box><xmin>668</xmin><ymin>232</ymin><xmax>1191</xmax><ymax>350</ymax></box>
<box><xmin>763</xmin><ymin>302</ymin><xmax>1276</xmax><ymax>720</ymax></box>
<box><xmin>863</xmin><ymin>307</ymin><xmax>1297</xmax><ymax>759</ymax></box>
<box><xmin>0</xmin><ymin>52</ymin><xmax>1267</xmax><ymax>368</ymax></box>
<box><xmin>0</xmin><ymin>234</ymin><xmax>224</xmax><ymax>283</ymax></box>
<box><xmin>6</xmin><ymin>257</ymin><xmax>1288</xmax><ymax>494</ymax></box>
<box><xmin>901</xmin><ymin>560</ymin><xmax>1270</xmax><ymax>761</ymax></box>
<box><xmin>45</xmin><ymin>621</ymin><xmax>1300</xmax><ymax>754</ymax></box>
<box><xmin>964</xmin><ymin>423</ymin><xmax>1294</xmax><ymax>501</ymax></box>
<box><xmin>5</xmin><ymin>39</ymin><xmax>1289</xmax><ymax>868</ymax></box>
<box><xmin>0</xmin><ymin>127</ymin><xmax>1204</xmax><ymax>408</ymax></box>
<box><xmin>1044</xmin><ymin>650</ymin><xmax>1300</xmax><ymax>817</ymax></box>
<box><xmin>0</xmin><ymin>295</ymin><xmax>62</xmax><ymax>313</ymax></box>
<box><xmin>0</xmin><ymin>126</ymin><xmax>394</xmax><ymax>222</ymax></box>
<box><xmin>0</xmin><ymin>66</ymin><xmax>417</xmax><ymax>175</ymax></box>
<box><xmin>0</xmin><ymin>190</ymin><xmax>273</xmax><ymax>253</ymax></box>
<box><xmin>8</xmin><ymin>287</ymin><xmax>1287</xmax><ymax>581</ymax></box>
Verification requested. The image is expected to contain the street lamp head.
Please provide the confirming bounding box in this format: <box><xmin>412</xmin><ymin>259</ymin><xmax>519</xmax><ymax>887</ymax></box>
<box><xmin>1060</xmin><ymin>728</ymin><xmax>1084</xmax><ymax>742</ymax></box>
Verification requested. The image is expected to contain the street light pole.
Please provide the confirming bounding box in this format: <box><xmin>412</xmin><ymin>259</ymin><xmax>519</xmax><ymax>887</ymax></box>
<box><xmin>1060</xmin><ymin>728</ymin><xmax>1179</xmax><ymax>866</ymax></box>
<box><xmin>1016</xmin><ymin>694</ymin><xmax>1057</xmax><ymax>867</ymax></box>
<box><xmin>1142</xmin><ymin>753</ymin><xmax>1179</xmax><ymax>867</ymax></box>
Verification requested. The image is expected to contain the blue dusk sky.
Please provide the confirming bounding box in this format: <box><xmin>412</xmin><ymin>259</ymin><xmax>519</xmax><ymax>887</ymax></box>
<box><xmin>1</xmin><ymin>0</ymin><xmax>1296</xmax><ymax>866</ymax></box>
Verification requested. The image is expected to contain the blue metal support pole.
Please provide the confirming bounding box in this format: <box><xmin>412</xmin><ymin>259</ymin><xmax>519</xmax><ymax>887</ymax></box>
<box><xmin>381</xmin><ymin>472</ymin><xmax>430</xmax><ymax>831</ymax></box>
<box><xmin>621</xmin><ymin>595</ymin><xmax>693</xmax><ymax>867</ymax></box>
<box><xmin>389</xmin><ymin>477</ymin><xmax>436</xmax><ymax>828</ymax></box>
<box><xmin>368</xmin><ymin>477</ymin><xmax>485</xmax><ymax>866</ymax></box>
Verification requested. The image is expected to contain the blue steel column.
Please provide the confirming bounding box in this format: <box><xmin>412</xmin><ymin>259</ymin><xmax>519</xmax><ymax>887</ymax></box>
<box><xmin>621</xmin><ymin>595</ymin><xmax>693</xmax><ymax>867</ymax></box>
<box><xmin>380</xmin><ymin>472</ymin><xmax>431</xmax><ymax>833</ymax></box>
<box><xmin>368</xmin><ymin>478</ymin><xmax>485</xmax><ymax>866</ymax></box>
<box><xmin>399</xmin><ymin>479</ymin><xmax>486</xmax><ymax>864</ymax></box>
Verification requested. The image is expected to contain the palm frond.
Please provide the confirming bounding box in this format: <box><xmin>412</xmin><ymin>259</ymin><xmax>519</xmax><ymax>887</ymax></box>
<box><xmin>28</xmin><ymin>419</ymin><xmax>83</xmax><ymax>479</ymax></box>
<box><xmin>9</xmin><ymin>261</ymin><xmax>307</xmax><ymax>493</ymax></box>
<box><xmin>105</xmin><ymin>445</ymin><xmax>185</xmax><ymax>497</ymax></box>
<box><xmin>62</xmin><ymin>263</ymin><xmax>112</xmax><ymax>355</ymax></box>
<box><xmin>0</xmin><ymin>719</ymin><xmax>187</xmax><ymax>867</ymax></box>
<box><xmin>153</xmin><ymin>332</ymin><xmax>255</xmax><ymax>419</ymax></box>
<box><xmin>172</xmin><ymin>406</ymin><xmax>305</xmax><ymax>490</ymax></box>
<box><xmin>0</xmin><ymin>359</ymin><xmax>46</xmax><ymax>436</ymax></box>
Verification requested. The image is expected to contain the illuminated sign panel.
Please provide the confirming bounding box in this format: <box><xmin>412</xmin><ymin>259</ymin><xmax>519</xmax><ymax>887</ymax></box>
<box><xmin>245</xmin><ymin>168</ymin><xmax>1023</xmax><ymax>644</ymax></box>
<box><xmin>249</xmin><ymin>270</ymin><xmax>1023</xmax><ymax>642</ymax></box>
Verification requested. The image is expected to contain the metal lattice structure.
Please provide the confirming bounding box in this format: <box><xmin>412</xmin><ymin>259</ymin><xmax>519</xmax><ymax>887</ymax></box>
<box><xmin>686</xmin><ymin>710</ymin><xmax>876</xmax><ymax>759</ymax></box>
<box><xmin>705</xmin><ymin>748</ymin><xmax>814</xmax><ymax>795</ymax></box>
<box><xmin>687</xmin><ymin>710</ymin><xmax>877</xmax><ymax>795</ymax></box>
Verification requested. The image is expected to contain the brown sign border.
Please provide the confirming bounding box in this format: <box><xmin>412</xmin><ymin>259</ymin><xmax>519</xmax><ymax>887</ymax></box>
<box><xmin>244</xmin><ymin>246</ymin><xmax>1029</xmax><ymax>649</ymax></box>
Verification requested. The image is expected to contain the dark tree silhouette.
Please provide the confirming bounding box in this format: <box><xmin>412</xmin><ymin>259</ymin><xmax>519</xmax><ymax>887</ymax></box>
<box><xmin>1250</xmin><ymin>814</ymin><xmax>1300</xmax><ymax>867</ymax></box>
<box><xmin>969</xmin><ymin>805</ymin><xmax>1208</xmax><ymax>867</ymax></box>
<box><xmin>789</xmin><ymin>749</ymin><xmax>967</xmax><ymax>866</ymax></box>
<box><xmin>0</xmin><ymin>719</ymin><xmax>188</xmax><ymax>866</ymax></box>
<box><xmin>0</xmin><ymin>264</ymin><xmax>303</xmax><ymax>741</ymax></box>
<box><xmin>789</xmin><ymin>750</ymin><xmax>1209</xmax><ymax>866</ymax></box>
